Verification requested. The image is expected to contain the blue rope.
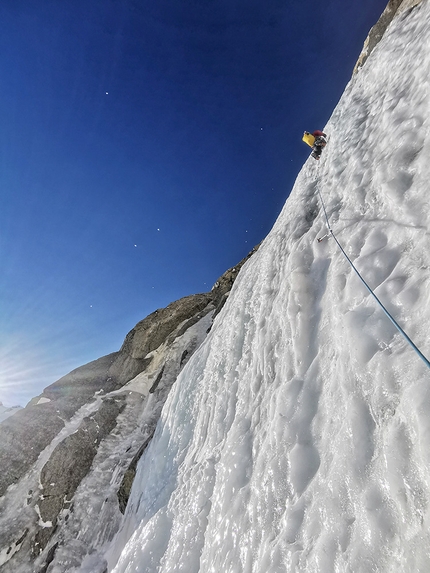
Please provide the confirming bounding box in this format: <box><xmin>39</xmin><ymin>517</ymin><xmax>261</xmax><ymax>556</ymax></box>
<box><xmin>316</xmin><ymin>185</ymin><xmax>430</xmax><ymax>370</ymax></box>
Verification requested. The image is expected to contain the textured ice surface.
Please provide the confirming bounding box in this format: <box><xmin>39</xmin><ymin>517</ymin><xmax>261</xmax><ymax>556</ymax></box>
<box><xmin>3</xmin><ymin>4</ymin><xmax>428</xmax><ymax>572</ymax></box>
<box><xmin>106</xmin><ymin>4</ymin><xmax>430</xmax><ymax>573</ymax></box>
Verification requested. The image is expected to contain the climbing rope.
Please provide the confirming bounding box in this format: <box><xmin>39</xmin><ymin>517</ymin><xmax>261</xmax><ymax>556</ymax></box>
<box><xmin>315</xmin><ymin>183</ymin><xmax>430</xmax><ymax>370</ymax></box>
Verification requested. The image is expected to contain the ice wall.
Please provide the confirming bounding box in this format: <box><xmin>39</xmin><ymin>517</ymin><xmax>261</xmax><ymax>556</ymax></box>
<box><xmin>108</xmin><ymin>3</ymin><xmax>430</xmax><ymax>572</ymax></box>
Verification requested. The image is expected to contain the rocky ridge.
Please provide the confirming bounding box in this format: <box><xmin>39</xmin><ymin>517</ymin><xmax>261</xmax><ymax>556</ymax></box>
<box><xmin>0</xmin><ymin>245</ymin><xmax>258</xmax><ymax>573</ymax></box>
<box><xmin>353</xmin><ymin>0</ymin><xmax>424</xmax><ymax>74</ymax></box>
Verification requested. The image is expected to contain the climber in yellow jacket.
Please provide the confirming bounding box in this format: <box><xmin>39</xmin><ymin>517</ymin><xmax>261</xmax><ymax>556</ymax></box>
<box><xmin>303</xmin><ymin>130</ymin><xmax>327</xmax><ymax>160</ymax></box>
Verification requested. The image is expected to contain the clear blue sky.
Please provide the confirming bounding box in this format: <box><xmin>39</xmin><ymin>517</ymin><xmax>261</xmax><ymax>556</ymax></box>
<box><xmin>0</xmin><ymin>0</ymin><xmax>388</xmax><ymax>406</ymax></box>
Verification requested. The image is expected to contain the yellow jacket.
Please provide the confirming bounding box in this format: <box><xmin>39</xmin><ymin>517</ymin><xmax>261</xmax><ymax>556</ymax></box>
<box><xmin>302</xmin><ymin>132</ymin><xmax>315</xmax><ymax>148</ymax></box>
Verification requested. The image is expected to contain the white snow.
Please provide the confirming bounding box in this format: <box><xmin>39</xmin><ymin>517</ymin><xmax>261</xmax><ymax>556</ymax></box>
<box><xmin>0</xmin><ymin>403</ymin><xmax>21</xmax><ymax>423</ymax></box>
<box><xmin>36</xmin><ymin>397</ymin><xmax>51</xmax><ymax>405</ymax></box>
<box><xmin>34</xmin><ymin>505</ymin><xmax>53</xmax><ymax>529</ymax></box>
<box><xmin>105</xmin><ymin>4</ymin><xmax>430</xmax><ymax>573</ymax></box>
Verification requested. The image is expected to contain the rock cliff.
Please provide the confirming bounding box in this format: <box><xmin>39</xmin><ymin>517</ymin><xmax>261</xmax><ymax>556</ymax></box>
<box><xmin>353</xmin><ymin>0</ymin><xmax>424</xmax><ymax>73</ymax></box>
<box><xmin>0</xmin><ymin>245</ymin><xmax>258</xmax><ymax>573</ymax></box>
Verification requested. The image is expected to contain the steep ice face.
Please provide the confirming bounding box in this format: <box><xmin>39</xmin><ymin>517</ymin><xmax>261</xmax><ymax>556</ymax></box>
<box><xmin>106</xmin><ymin>4</ymin><xmax>430</xmax><ymax>573</ymax></box>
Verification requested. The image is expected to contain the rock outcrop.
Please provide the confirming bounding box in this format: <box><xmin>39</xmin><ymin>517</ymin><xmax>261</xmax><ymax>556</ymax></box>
<box><xmin>33</xmin><ymin>396</ymin><xmax>127</xmax><ymax>555</ymax></box>
<box><xmin>0</xmin><ymin>245</ymin><xmax>258</xmax><ymax>573</ymax></box>
<box><xmin>353</xmin><ymin>0</ymin><xmax>423</xmax><ymax>74</ymax></box>
<box><xmin>0</xmin><ymin>353</ymin><xmax>119</xmax><ymax>499</ymax></box>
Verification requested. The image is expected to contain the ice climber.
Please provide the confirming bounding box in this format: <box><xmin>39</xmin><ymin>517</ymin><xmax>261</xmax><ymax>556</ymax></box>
<box><xmin>302</xmin><ymin>129</ymin><xmax>327</xmax><ymax>160</ymax></box>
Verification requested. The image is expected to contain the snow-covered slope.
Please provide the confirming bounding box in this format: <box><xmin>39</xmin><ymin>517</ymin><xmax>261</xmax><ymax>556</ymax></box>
<box><xmin>107</xmin><ymin>4</ymin><xmax>430</xmax><ymax>573</ymax></box>
<box><xmin>0</xmin><ymin>403</ymin><xmax>21</xmax><ymax>423</ymax></box>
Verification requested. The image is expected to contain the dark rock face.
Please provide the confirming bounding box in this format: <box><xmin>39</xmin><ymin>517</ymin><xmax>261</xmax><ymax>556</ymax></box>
<box><xmin>0</xmin><ymin>295</ymin><xmax>214</xmax><ymax>500</ymax></box>
<box><xmin>117</xmin><ymin>293</ymin><xmax>213</xmax><ymax>363</ymax></box>
<box><xmin>0</xmin><ymin>352</ymin><xmax>121</xmax><ymax>499</ymax></box>
<box><xmin>0</xmin><ymin>403</ymin><xmax>66</xmax><ymax>499</ymax></box>
<box><xmin>117</xmin><ymin>438</ymin><xmax>152</xmax><ymax>514</ymax></box>
<box><xmin>39</xmin><ymin>353</ymin><xmax>121</xmax><ymax>413</ymax></box>
<box><xmin>33</xmin><ymin>396</ymin><xmax>126</xmax><ymax>555</ymax></box>
<box><xmin>0</xmin><ymin>245</ymin><xmax>259</xmax><ymax>572</ymax></box>
<box><xmin>210</xmin><ymin>244</ymin><xmax>260</xmax><ymax>318</ymax></box>
<box><xmin>353</xmin><ymin>0</ymin><xmax>423</xmax><ymax>73</ymax></box>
